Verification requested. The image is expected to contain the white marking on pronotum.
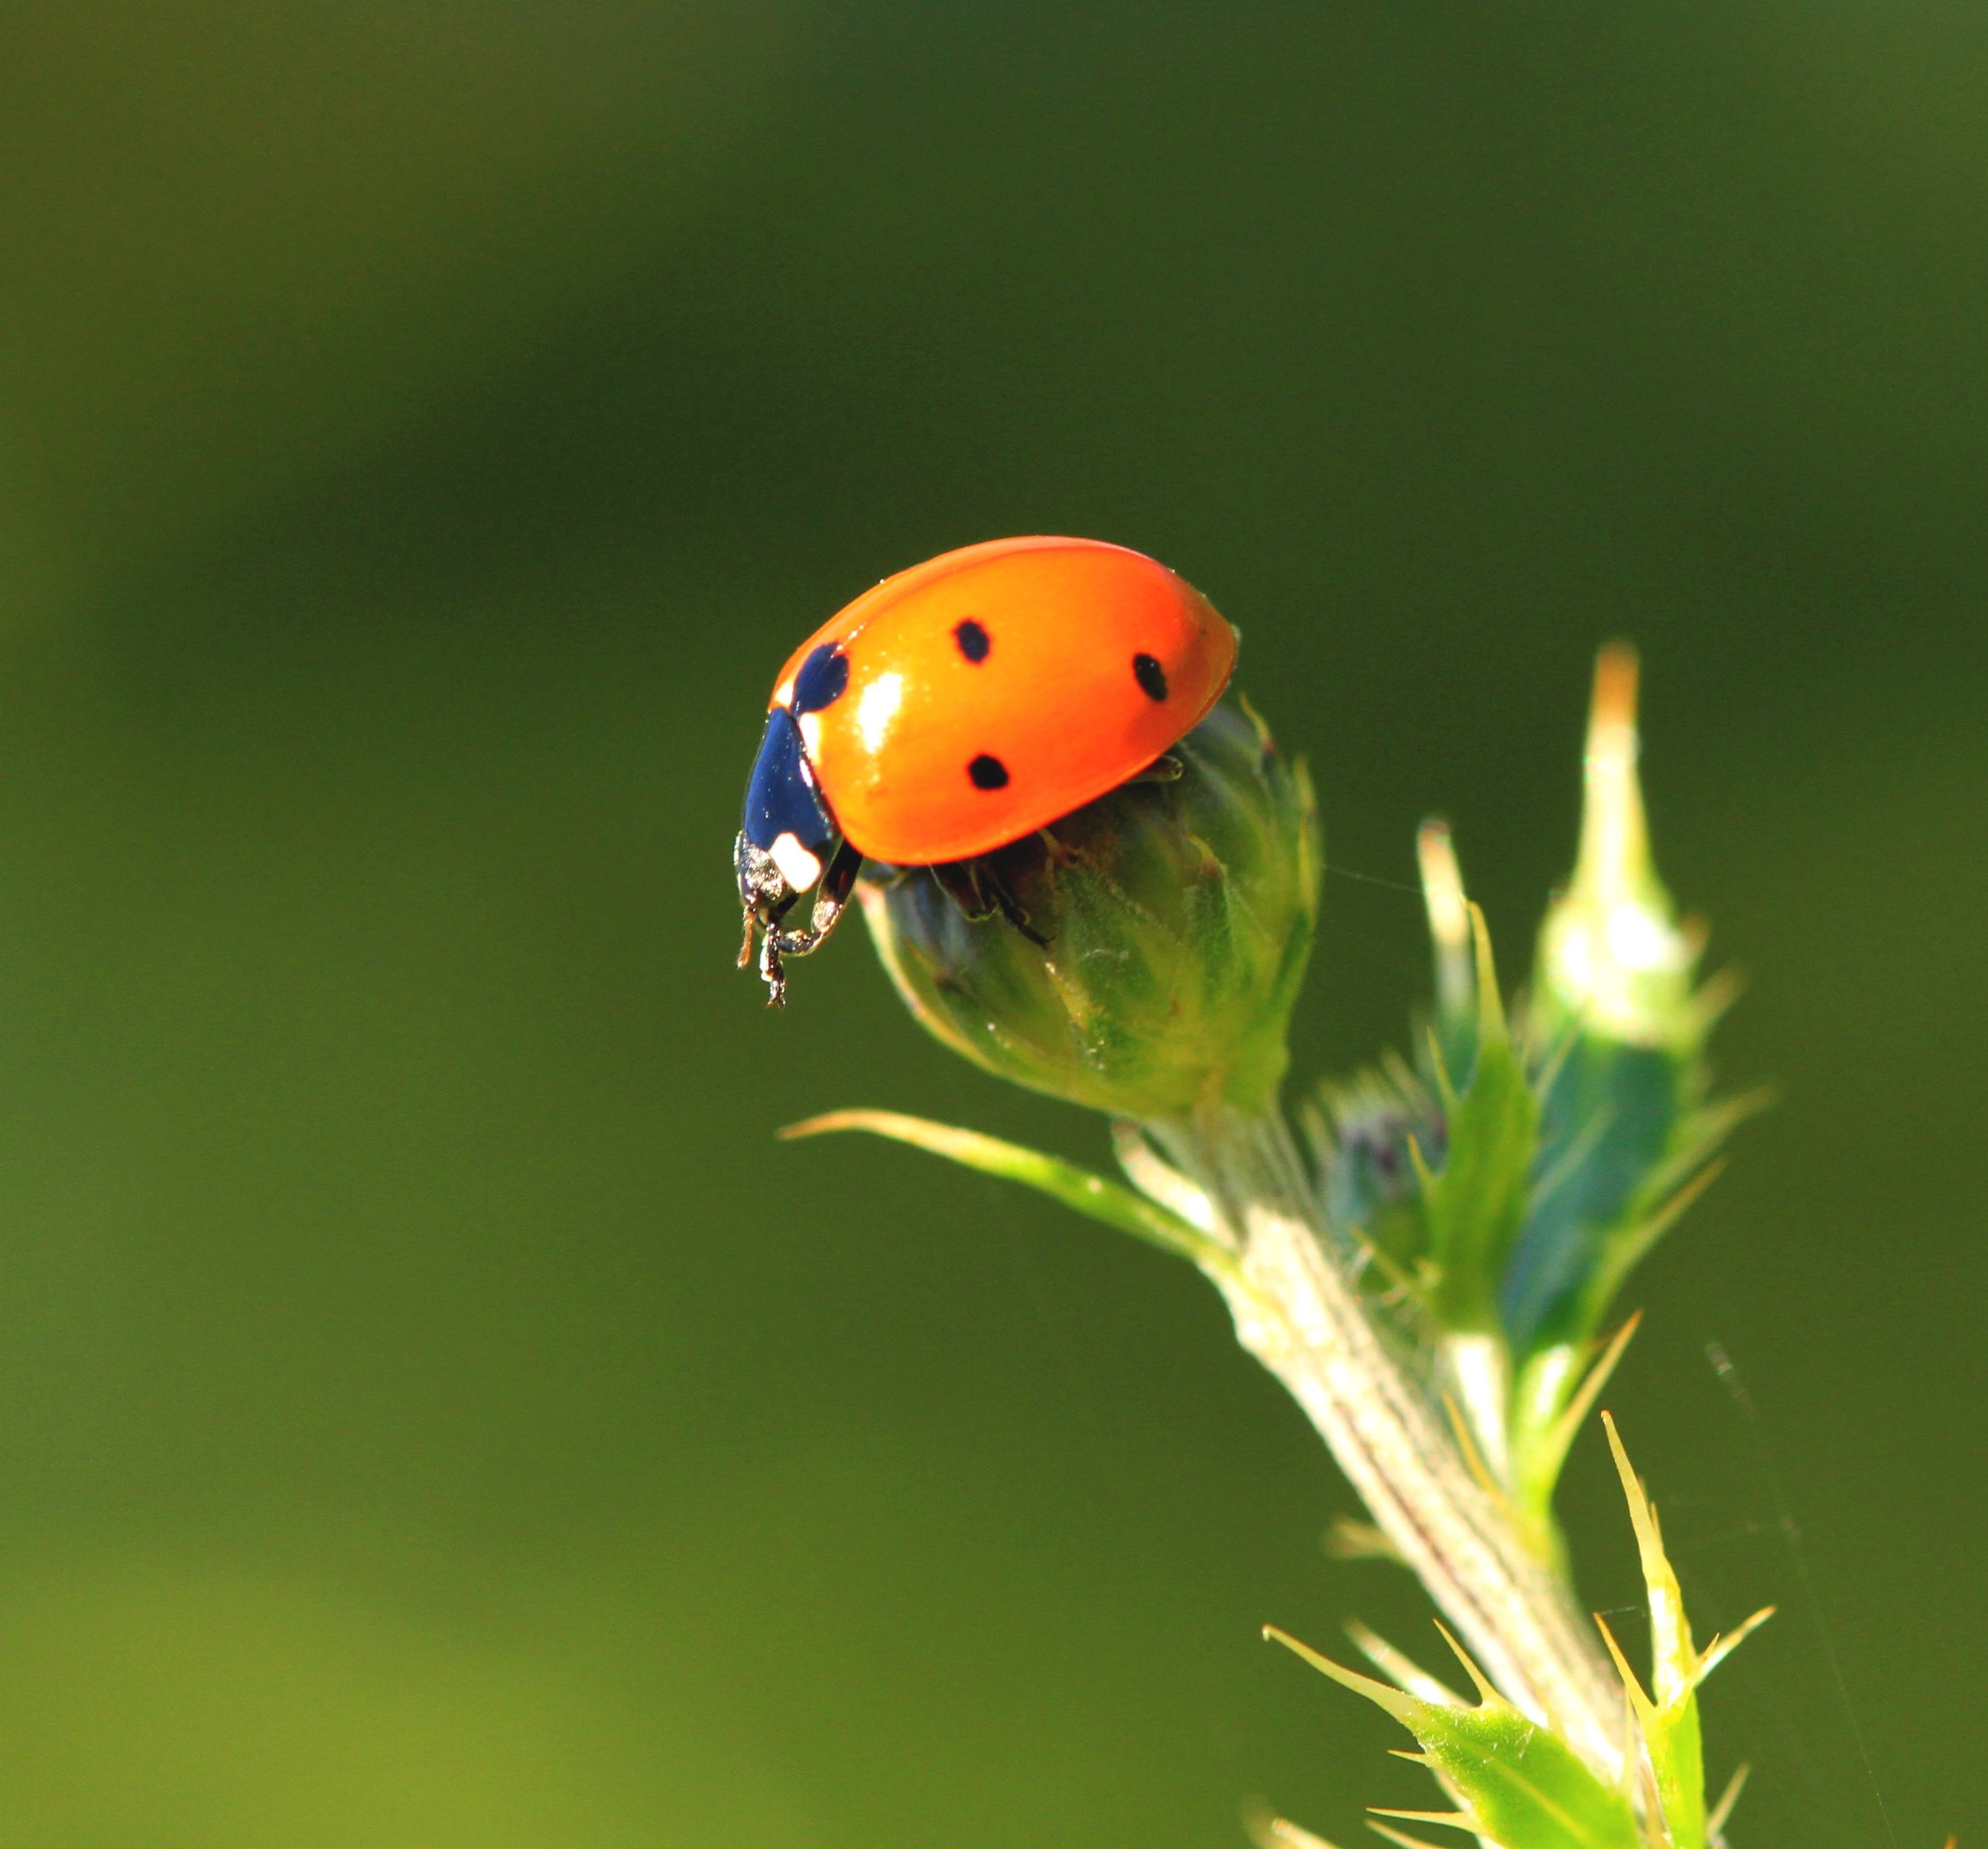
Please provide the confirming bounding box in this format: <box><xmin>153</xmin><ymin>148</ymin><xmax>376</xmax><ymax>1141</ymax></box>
<box><xmin>773</xmin><ymin>675</ymin><xmax>797</xmax><ymax>709</ymax></box>
<box><xmin>855</xmin><ymin>670</ymin><xmax>904</xmax><ymax>750</ymax></box>
<box><xmin>770</xmin><ymin>832</ymin><xmax>824</xmax><ymax>892</ymax></box>
<box><xmin>797</xmin><ymin>710</ymin><xmax>823</xmax><ymax>756</ymax></box>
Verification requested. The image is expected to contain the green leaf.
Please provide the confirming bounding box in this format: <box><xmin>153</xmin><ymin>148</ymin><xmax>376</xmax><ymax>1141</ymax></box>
<box><xmin>1266</xmin><ymin>1624</ymin><xmax>1642</xmax><ymax>1849</ymax></box>
<box><xmin>779</xmin><ymin>1109</ymin><xmax>1235</xmax><ymax>1275</ymax></box>
<box><xmin>1418</xmin><ymin>909</ymin><xmax>1541</xmax><ymax>1331</ymax></box>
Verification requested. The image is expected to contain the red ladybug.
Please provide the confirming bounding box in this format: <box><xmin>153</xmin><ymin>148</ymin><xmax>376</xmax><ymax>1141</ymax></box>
<box><xmin>736</xmin><ymin>536</ymin><xmax>1238</xmax><ymax>1003</ymax></box>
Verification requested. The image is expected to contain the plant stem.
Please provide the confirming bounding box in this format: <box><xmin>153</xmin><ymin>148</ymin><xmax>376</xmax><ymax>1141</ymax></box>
<box><xmin>1148</xmin><ymin>1105</ymin><xmax>1625</xmax><ymax>1779</ymax></box>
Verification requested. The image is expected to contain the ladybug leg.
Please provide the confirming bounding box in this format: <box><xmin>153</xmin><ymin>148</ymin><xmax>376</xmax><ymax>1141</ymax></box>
<box><xmin>757</xmin><ymin>923</ymin><xmax>790</xmax><ymax>1009</ymax></box>
<box><xmin>768</xmin><ymin>840</ymin><xmax>864</xmax><ymax>960</ymax></box>
<box><xmin>746</xmin><ymin>885</ymin><xmax>803</xmax><ymax>1006</ymax></box>
<box><xmin>1034</xmin><ymin>827</ymin><xmax>1083</xmax><ymax>869</ymax></box>
<box><xmin>739</xmin><ymin>850</ymin><xmax>862</xmax><ymax>1008</ymax></box>
<box><xmin>1127</xmin><ymin>751</ymin><xmax>1184</xmax><ymax>784</ymax></box>
<box><xmin>990</xmin><ymin>876</ymin><xmax>1051</xmax><ymax>947</ymax></box>
<box><xmin>931</xmin><ymin>859</ymin><xmax>999</xmax><ymax>922</ymax></box>
<box><xmin>935</xmin><ymin>856</ymin><xmax>1050</xmax><ymax>946</ymax></box>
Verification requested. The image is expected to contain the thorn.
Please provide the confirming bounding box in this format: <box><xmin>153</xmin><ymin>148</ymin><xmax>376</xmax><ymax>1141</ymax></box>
<box><xmin>1591</xmin><ymin>1612</ymin><xmax>1656</xmax><ymax>1720</ymax></box>
<box><xmin>1417</xmin><ymin>819</ymin><xmax>1473</xmax><ymax>1025</ymax></box>
<box><xmin>1428</xmin><ymin>1621</ymin><xmax>1502</xmax><ymax>1708</ymax></box>
<box><xmin>1326</xmin><ymin>1518</ymin><xmax>1408</xmax><ymax>1566</ymax></box>
<box><xmin>1418</xmin><ymin>1030</ymin><xmax>1459</xmax><ymax>1113</ymax></box>
<box><xmin>1606</xmin><ymin>1159</ymin><xmax>1728</xmax><ymax>1278</ymax></box>
<box><xmin>1705</xmin><ymin>1762</ymin><xmax>1752</xmax><ymax>1841</ymax></box>
<box><xmin>1267</xmin><ymin>1821</ymin><xmax>1343</xmax><ymax>1849</ymax></box>
<box><xmin>1370</xmin><ymin>1808</ymin><xmax>1476</xmax><ymax>1832</ymax></box>
<box><xmin>1693</xmin><ymin>1607</ymin><xmax>1776</xmax><ymax>1688</ymax></box>
<box><xmin>1345</xmin><ymin>1621</ymin><xmax>1463</xmax><ymax>1708</ymax></box>
<box><xmin>1263</xmin><ymin>1626</ymin><xmax>1417</xmax><ymax>1722</ymax></box>
<box><xmin>1600</xmin><ymin>1412</ymin><xmax>1646</xmax><ymax>1514</ymax></box>
<box><xmin>1545</xmin><ymin>1311</ymin><xmax>1643</xmax><ymax>1466</ymax></box>
<box><xmin>1465</xmin><ymin>901</ymin><xmax>1509</xmax><ymax>1047</ymax></box>
<box><xmin>1365</xmin><ymin>1823</ymin><xmax>1450</xmax><ymax>1849</ymax></box>
<box><xmin>1417</xmin><ymin>820</ymin><xmax>1470</xmax><ymax>952</ymax></box>
<box><xmin>1243</xmin><ymin>1801</ymin><xmax>1344</xmax><ymax>1849</ymax></box>
<box><xmin>1618</xmin><ymin>1691</ymin><xmax>1642</xmax><ymax>1800</ymax></box>
<box><xmin>1602</xmin><ymin>1412</ymin><xmax>1696</xmax><ymax>1698</ymax></box>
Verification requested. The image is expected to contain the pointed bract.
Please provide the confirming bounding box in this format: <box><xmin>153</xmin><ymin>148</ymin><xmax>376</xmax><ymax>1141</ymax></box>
<box><xmin>781</xmin><ymin>1109</ymin><xmax>1235</xmax><ymax>1276</ymax></box>
<box><xmin>1417</xmin><ymin>911</ymin><xmax>1541</xmax><ymax>1334</ymax></box>
<box><xmin>1272</xmin><ymin>1429</ymin><xmax>1767</xmax><ymax>1849</ymax></box>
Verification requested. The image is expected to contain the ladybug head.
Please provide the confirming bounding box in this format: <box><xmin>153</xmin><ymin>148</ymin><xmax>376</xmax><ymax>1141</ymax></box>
<box><xmin>736</xmin><ymin>702</ymin><xmax>862</xmax><ymax>1006</ymax></box>
<box><xmin>738</xmin><ymin>707</ymin><xmax>835</xmax><ymax>910</ymax></box>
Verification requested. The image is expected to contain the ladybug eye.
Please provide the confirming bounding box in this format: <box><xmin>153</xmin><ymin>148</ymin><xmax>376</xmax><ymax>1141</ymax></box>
<box><xmin>967</xmin><ymin>753</ymin><xmax>1010</xmax><ymax>791</ymax></box>
<box><xmin>1132</xmin><ymin>653</ymin><xmax>1169</xmax><ymax>701</ymax></box>
<box><xmin>953</xmin><ymin>619</ymin><xmax>990</xmax><ymax>662</ymax></box>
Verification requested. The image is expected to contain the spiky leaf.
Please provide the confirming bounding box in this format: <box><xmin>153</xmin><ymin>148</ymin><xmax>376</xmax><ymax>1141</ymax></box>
<box><xmin>1597</xmin><ymin>1415</ymin><xmax>1773</xmax><ymax>1849</ymax></box>
<box><xmin>1267</xmin><ymin>1626</ymin><xmax>1642</xmax><ymax>1849</ymax></box>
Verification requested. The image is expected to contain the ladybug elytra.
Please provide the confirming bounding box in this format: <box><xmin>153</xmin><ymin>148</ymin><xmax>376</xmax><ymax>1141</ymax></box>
<box><xmin>736</xmin><ymin>535</ymin><xmax>1238</xmax><ymax>1004</ymax></box>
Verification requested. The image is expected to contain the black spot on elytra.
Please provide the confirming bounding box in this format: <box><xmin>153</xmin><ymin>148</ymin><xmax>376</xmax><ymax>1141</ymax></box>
<box><xmin>1132</xmin><ymin>652</ymin><xmax>1168</xmax><ymax>701</ymax></box>
<box><xmin>968</xmin><ymin>753</ymin><xmax>1009</xmax><ymax>791</ymax></box>
<box><xmin>953</xmin><ymin>619</ymin><xmax>990</xmax><ymax>662</ymax></box>
<box><xmin>792</xmin><ymin>644</ymin><xmax>850</xmax><ymax>713</ymax></box>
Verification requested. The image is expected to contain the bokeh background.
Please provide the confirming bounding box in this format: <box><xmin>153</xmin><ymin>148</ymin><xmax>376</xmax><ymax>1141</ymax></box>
<box><xmin>0</xmin><ymin>3</ymin><xmax>1981</xmax><ymax>1844</ymax></box>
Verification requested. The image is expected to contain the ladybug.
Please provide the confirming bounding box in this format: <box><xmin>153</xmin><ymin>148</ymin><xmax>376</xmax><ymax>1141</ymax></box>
<box><xmin>736</xmin><ymin>535</ymin><xmax>1238</xmax><ymax>1004</ymax></box>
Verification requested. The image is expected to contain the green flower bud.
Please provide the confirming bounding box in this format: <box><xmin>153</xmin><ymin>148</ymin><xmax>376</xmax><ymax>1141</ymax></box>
<box><xmin>1532</xmin><ymin>643</ymin><xmax>1702</xmax><ymax>1056</ymax></box>
<box><xmin>1505</xmin><ymin>645</ymin><xmax>1732</xmax><ymax>1360</ymax></box>
<box><xmin>858</xmin><ymin>700</ymin><xmax>1318</xmax><ymax>1121</ymax></box>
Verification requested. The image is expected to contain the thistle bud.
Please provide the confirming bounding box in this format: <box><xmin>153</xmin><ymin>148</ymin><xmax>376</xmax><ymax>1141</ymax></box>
<box><xmin>859</xmin><ymin>701</ymin><xmax>1318</xmax><ymax>1121</ymax></box>
<box><xmin>1532</xmin><ymin>645</ymin><xmax>1701</xmax><ymax>1055</ymax></box>
<box><xmin>1503</xmin><ymin>645</ymin><xmax>1725</xmax><ymax>1358</ymax></box>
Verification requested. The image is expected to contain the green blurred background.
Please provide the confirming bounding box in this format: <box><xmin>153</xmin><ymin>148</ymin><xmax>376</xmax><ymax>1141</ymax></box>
<box><xmin>0</xmin><ymin>3</ymin><xmax>1980</xmax><ymax>1843</ymax></box>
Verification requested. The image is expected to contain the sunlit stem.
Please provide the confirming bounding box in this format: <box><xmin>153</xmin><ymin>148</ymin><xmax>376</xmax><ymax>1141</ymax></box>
<box><xmin>1145</xmin><ymin>1105</ymin><xmax>1625</xmax><ymax>1782</ymax></box>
